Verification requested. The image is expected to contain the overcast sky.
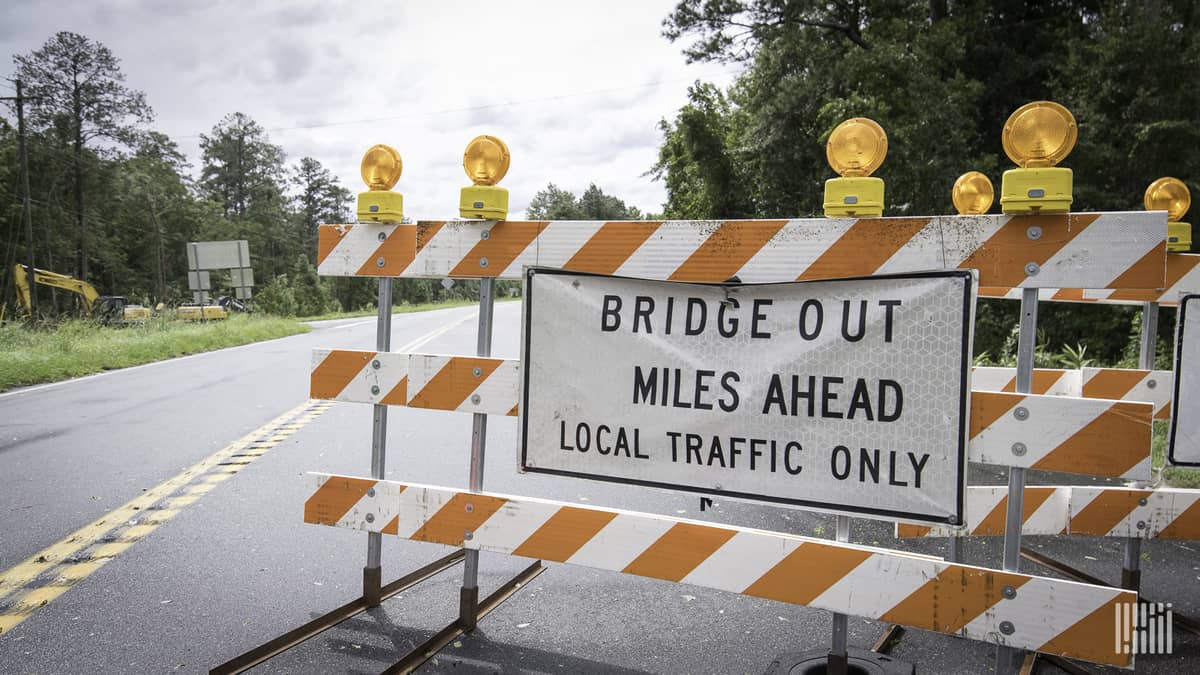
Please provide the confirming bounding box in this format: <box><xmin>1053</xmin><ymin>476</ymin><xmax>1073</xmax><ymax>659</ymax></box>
<box><xmin>0</xmin><ymin>1</ymin><xmax>744</xmax><ymax>220</ymax></box>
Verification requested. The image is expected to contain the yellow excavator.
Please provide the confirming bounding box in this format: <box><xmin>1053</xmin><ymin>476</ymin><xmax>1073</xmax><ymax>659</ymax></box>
<box><xmin>12</xmin><ymin>264</ymin><xmax>151</xmax><ymax>324</ymax></box>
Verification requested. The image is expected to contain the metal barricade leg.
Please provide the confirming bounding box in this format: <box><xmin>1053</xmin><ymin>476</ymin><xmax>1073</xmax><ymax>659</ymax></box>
<box><xmin>995</xmin><ymin>287</ymin><xmax>1037</xmax><ymax>674</ymax></box>
<box><xmin>1123</xmin><ymin>301</ymin><xmax>1158</xmax><ymax>591</ymax></box>
<box><xmin>828</xmin><ymin>514</ymin><xmax>851</xmax><ymax>674</ymax></box>
<box><xmin>460</xmin><ymin>277</ymin><xmax>495</xmax><ymax>629</ymax></box>
<box><xmin>364</xmin><ymin>278</ymin><xmax>394</xmax><ymax>606</ymax></box>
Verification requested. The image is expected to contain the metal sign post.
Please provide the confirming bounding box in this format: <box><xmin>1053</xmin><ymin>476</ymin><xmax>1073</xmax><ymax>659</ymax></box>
<box><xmin>460</xmin><ymin>277</ymin><xmax>495</xmax><ymax>628</ymax></box>
<box><xmin>828</xmin><ymin>514</ymin><xmax>851</xmax><ymax>674</ymax></box>
<box><xmin>995</xmin><ymin>287</ymin><xmax>1038</xmax><ymax>674</ymax></box>
<box><xmin>364</xmin><ymin>278</ymin><xmax>393</xmax><ymax>604</ymax></box>
<box><xmin>1123</xmin><ymin>301</ymin><xmax>1158</xmax><ymax>592</ymax></box>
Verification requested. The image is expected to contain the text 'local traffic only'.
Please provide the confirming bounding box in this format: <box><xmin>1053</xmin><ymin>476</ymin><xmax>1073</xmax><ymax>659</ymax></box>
<box><xmin>519</xmin><ymin>268</ymin><xmax>976</xmax><ymax>525</ymax></box>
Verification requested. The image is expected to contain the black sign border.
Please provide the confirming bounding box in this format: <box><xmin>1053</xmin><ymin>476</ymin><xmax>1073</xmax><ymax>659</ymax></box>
<box><xmin>519</xmin><ymin>266</ymin><xmax>973</xmax><ymax>526</ymax></box>
<box><xmin>1168</xmin><ymin>293</ymin><xmax>1200</xmax><ymax>466</ymax></box>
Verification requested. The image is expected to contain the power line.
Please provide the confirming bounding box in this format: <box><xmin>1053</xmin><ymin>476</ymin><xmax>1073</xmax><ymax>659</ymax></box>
<box><xmin>171</xmin><ymin>68</ymin><xmax>746</xmax><ymax>140</ymax></box>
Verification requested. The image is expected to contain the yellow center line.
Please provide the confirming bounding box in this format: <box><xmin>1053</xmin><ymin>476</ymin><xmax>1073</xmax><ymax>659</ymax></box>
<box><xmin>0</xmin><ymin>312</ymin><xmax>474</xmax><ymax>636</ymax></box>
<box><xmin>0</xmin><ymin>399</ymin><xmax>322</xmax><ymax>634</ymax></box>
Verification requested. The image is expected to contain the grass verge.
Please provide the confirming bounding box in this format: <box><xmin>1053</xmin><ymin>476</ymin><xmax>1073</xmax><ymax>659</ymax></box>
<box><xmin>300</xmin><ymin>297</ymin><xmax>517</xmax><ymax>322</ymax></box>
<box><xmin>0</xmin><ymin>314</ymin><xmax>309</xmax><ymax>392</ymax></box>
<box><xmin>1151</xmin><ymin>420</ymin><xmax>1200</xmax><ymax>488</ymax></box>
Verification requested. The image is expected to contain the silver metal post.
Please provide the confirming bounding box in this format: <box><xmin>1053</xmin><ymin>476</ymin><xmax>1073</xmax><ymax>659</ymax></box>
<box><xmin>461</xmin><ymin>277</ymin><xmax>495</xmax><ymax>628</ymax></box>
<box><xmin>996</xmin><ymin>287</ymin><xmax>1038</xmax><ymax>673</ymax></box>
<box><xmin>1122</xmin><ymin>302</ymin><xmax>1158</xmax><ymax>590</ymax></box>
<box><xmin>828</xmin><ymin>515</ymin><xmax>850</xmax><ymax>674</ymax></box>
<box><xmin>364</xmin><ymin>278</ymin><xmax>393</xmax><ymax>603</ymax></box>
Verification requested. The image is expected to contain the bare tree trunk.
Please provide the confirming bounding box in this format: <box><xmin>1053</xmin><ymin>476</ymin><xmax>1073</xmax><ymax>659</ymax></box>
<box><xmin>149</xmin><ymin>195</ymin><xmax>166</xmax><ymax>301</ymax></box>
<box><xmin>44</xmin><ymin>214</ymin><xmax>59</xmax><ymax>314</ymax></box>
<box><xmin>930</xmin><ymin>0</ymin><xmax>948</xmax><ymax>22</ymax></box>
<box><xmin>72</xmin><ymin>63</ymin><xmax>88</xmax><ymax>281</ymax></box>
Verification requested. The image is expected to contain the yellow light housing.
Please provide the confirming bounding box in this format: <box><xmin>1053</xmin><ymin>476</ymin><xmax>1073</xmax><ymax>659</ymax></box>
<box><xmin>460</xmin><ymin>135</ymin><xmax>510</xmax><ymax>219</ymax></box>
<box><xmin>999</xmin><ymin>101</ymin><xmax>1076</xmax><ymax>214</ymax></box>
<box><xmin>952</xmin><ymin>172</ymin><xmax>994</xmax><ymax>215</ymax></box>
<box><xmin>823</xmin><ymin>118</ymin><xmax>887</xmax><ymax>217</ymax></box>
<box><xmin>356</xmin><ymin>144</ymin><xmax>404</xmax><ymax>222</ymax></box>
<box><xmin>1146</xmin><ymin>177</ymin><xmax>1192</xmax><ymax>252</ymax></box>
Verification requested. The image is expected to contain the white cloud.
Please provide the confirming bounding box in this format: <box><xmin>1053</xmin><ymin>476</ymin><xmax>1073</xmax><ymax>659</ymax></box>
<box><xmin>2</xmin><ymin>0</ymin><xmax>743</xmax><ymax>220</ymax></box>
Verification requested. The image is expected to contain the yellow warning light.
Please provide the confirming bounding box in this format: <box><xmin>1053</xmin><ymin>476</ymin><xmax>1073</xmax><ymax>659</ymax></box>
<box><xmin>356</xmin><ymin>144</ymin><xmax>404</xmax><ymax>222</ymax></box>
<box><xmin>1146</xmin><ymin>177</ymin><xmax>1192</xmax><ymax>252</ymax></box>
<box><xmin>827</xmin><ymin>118</ymin><xmax>888</xmax><ymax>177</ymax></box>
<box><xmin>999</xmin><ymin>101</ymin><xmax>1076</xmax><ymax>214</ymax></box>
<box><xmin>1002</xmin><ymin>101</ymin><xmax>1077</xmax><ymax>169</ymax></box>
<box><xmin>823</xmin><ymin>118</ymin><xmax>887</xmax><ymax>217</ymax></box>
<box><xmin>460</xmin><ymin>135</ymin><xmax>510</xmax><ymax>219</ymax></box>
<box><xmin>952</xmin><ymin>172</ymin><xmax>994</xmax><ymax>215</ymax></box>
<box><xmin>361</xmin><ymin>145</ymin><xmax>403</xmax><ymax>190</ymax></box>
<box><xmin>1146</xmin><ymin>177</ymin><xmax>1191</xmax><ymax>221</ymax></box>
<box><xmin>463</xmin><ymin>135</ymin><xmax>510</xmax><ymax>186</ymax></box>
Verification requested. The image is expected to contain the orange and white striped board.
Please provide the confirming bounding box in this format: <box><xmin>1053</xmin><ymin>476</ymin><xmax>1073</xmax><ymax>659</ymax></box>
<box><xmin>316</xmin><ymin>213</ymin><xmax>1166</xmax><ymax>290</ymax></box>
<box><xmin>897</xmin><ymin>486</ymin><xmax>1200</xmax><ymax>540</ymax></box>
<box><xmin>310</xmin><ymin>352</ymin><xmax>1154</xmax><ymax>481</ymax></box>
<box><xmin>1082</xmin><ymin>368</ymin><xmax>1173</xmax><ymax>421</ymax></box>
<box><xmin>971</xmin><ymin>367</ymin><xmax>1079</xmax><ymax>396</ymax></box>
<box><xmin>310</xmin><ymin>350</ymin><xmax>518</xmax><ymax>416</ymax></box>
<box><xmin>310</xmin><ymin>349</ymin><xmax>408</xmax><ymax>406</ymax></box>
<box><xmin>302</xmin><ymin>473</ymin><xmax>1135</xmax><ymax>668</ymax></box>
<box><xmin>971</xmin><ymin>366</ymin><xmax>1172</xmax><ymax>420</ymax></box>
<box><xmin>407</xmin><ymin>353</ymin><xmax>520</xmax><ymax>416</ymax></box>
<box><xmin>980</xmin><ymin>252</ymin><xmax>1200</xmax><ymax>306</ymax></box>
<box><xmin>970</xmin><ymin>391</ymin><xmax>1151</xmax><ymax>480</ymax></box>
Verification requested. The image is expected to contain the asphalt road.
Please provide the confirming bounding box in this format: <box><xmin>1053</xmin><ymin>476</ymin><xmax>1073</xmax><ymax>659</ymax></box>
<box><xmin>0</xmin><ymin>302</ymin><xmax>1197</xmax><ymax>674</ymax></box>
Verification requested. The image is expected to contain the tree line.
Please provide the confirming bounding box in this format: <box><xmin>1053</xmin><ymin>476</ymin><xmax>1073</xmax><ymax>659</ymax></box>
<box><xmin>4</xmin><ymin>1</ymin><xmax>1197</xmax><ymax>358</ymax></box>
<box><xmin>0</xmin><ymin>32</ymin><xmax>380</xmax><ymax>316</ymax></box>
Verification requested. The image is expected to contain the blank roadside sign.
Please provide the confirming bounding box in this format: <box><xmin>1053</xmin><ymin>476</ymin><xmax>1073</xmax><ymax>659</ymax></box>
<box><xmin>1170</xmin><ymin>294</ymin><xmax>1200</xmax><ymax>466</ymax></box>
<box><xmin>519</xmin><ymin>268</ymin><xmax>976</xmax><ymax>525</ymax></box>
<box><xmin>187</xmin><ymin>270</ymin><xmax>211</xmax><ymax>291</ymax></box>
<box><xmin>187</xmin><ymin>240</ymin><xmax>250</xmax><ymax>270</ymax></box>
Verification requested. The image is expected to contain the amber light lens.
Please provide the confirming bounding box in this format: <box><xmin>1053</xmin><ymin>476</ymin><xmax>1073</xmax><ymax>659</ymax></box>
<box><xmin>1002</xmin><ymin>101</ymin><xmax>1077</xmax><ymax>168</ymax></box>
<box><xmin>463</xmin><ymin>135</ymin><xmax>510</xmax><ymax>186</ymax></box>
<box><xmin>826</xmin><ymin>118</ymin><xmax>887</xmax><ymax>177</ymax></box>
<box><xmin>1145</xmin><ymin>177</ymin><xmax>1191</xmax><ymax>221</ymax></box>
<box><xmin>361</xmin><ymin>144</ymin><xmax>403</xmax><ymax>190</ymax></box>
<box><xmin>953</xmin><ymin>171</ymin><xmax>994</xmax><ymax>215</ymax></box>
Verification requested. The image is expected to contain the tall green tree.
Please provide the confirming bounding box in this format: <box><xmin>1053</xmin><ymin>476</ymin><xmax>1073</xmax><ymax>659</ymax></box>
<box><xmin>199</xmin><ymin>112</ymin><xmax>290</xmax><ymax>277</ymax></box>
<box><xmin>12</xmin><ymin>31</ymin><xmax>153</xmax><ymax>281</ymax></box>
<box><xmin>656</xmin><ymin>0</ymin><xmax>1198</xmax><ymax>360</ymax></box>
<box><xmin>113</xmin><ymin>132</ymin><xmax>197</xmax><ymax>301</ymax></box>
<box><xmin>1057</xmin><ymin>0</ymin><xmax>1200</xmax><ymax>210</ymax></box>
<box><xmin>658</xmin><ymin>0</ymin><xmax>1198</xmax><ymax>218</ymax></box>
<box><xmin>290</xmin><ymin>156</ymin><xmax>351</xmax><ymax>259</ymax></box>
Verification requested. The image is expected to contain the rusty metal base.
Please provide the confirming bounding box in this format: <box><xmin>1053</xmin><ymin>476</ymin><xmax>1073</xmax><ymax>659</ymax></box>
<box><xmin>871</xmin><ymin>624</ymin><xmax>905</xmax><ymax>654</ymax></box>
<box><xmin>209</xmin><ymin>549</ymin><xmax>466</xmax><ymax>675</ymax></box>
<box><xmin>382</xmin><ymin>560</ymin><xmax>546</xmax><ymax>675</ymax></box>
<box><xmin>1020</xmin><ymin>652</ymin><xmax>1092</xmax><ymax>675</ymax></box>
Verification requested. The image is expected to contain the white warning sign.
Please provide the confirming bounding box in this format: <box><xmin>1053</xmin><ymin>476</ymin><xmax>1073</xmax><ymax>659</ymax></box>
<box><xmin>1170</xmin><ymin>294</ymin><xmax>1200</xmax><ymax>466</ymax></box>
<box><xmin>519</xmin><ymin>268</ymin><xmax>975</xmax><ymax>525</ymax></box>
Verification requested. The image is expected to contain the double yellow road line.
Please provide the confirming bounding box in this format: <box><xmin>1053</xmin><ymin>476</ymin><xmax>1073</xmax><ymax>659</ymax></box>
<box><xmin>0</xmin><ymin>399</ymin><xmax>332</xmax><ymax>635</ymax></box>
<box><xmin>0</xmin><ymin>308</ymin><xmax>480</xmax><ymax>636</ymax></box>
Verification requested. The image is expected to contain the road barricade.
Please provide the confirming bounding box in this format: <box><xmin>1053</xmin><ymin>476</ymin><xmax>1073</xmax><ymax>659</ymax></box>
<box><xmin>296</xmin><ymin>212</ymin><xmax>1170</xmax><ymax>671</ymax></box>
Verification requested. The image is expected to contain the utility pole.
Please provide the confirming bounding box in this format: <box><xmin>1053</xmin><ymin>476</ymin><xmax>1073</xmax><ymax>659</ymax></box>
<box><xmin>2</xmin><ymin>79</ymin><xmax>38</xmax><ymax>318</ymax></box>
